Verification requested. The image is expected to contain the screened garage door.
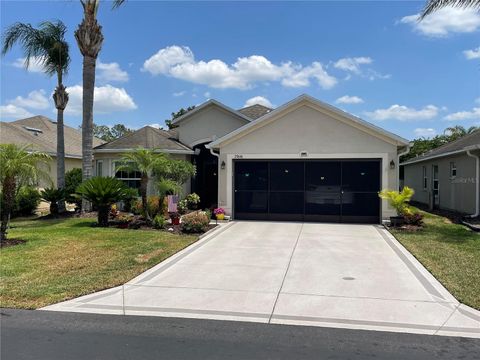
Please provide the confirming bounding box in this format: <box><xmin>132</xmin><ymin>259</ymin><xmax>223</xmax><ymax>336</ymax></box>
<box><xmin>233</xmin><ymin>159</ymin><xmax>381</xmax><ymax>224</ymax></box>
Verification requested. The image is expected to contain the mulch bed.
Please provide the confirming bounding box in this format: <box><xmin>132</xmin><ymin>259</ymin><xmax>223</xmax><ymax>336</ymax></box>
<box><xmin>1</xmin><ymin>238</ymin><xmax>27</xmax><ymax>248</ymax></box>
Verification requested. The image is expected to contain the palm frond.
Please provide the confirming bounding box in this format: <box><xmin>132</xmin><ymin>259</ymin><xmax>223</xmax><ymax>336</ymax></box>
<box><xmin>421</xmin><ymin>0</ymin><xmax>480</xmax><ymax>19</ymax></box>
<box><xmin>112</xmin><ymin>0</ymin><xmax>126</xmax><ymax>9</ymax></box>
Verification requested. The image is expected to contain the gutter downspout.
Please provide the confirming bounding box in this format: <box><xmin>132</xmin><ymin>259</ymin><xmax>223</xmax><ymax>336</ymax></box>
<box><xmin>397</xmin><ymin>143</ymin><xmax>412</xmax><ymax>190</ymax></box>
<box><xmin>466</xmin><ymin>149</ymin><xmax>479</xmax><ymax>218</ymax></box>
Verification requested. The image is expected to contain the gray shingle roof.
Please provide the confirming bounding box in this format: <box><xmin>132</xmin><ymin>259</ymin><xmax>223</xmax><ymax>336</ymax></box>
<box><xmin>94</xmin><ymin>126</ymin><xmax>192</xmax><ymax>153</ymax></box>
<box><xmin>0</xmin><ymin>115</ymin><xmax>104</xmax><ymax>158</ymax></box>
<box><xmin>238</xmin><ymin>104</ymin><xmax>273</xmax><ymax>120</ymax></box>
<box><xmin>402</xmin><ymin>131</ymin><xmax>480</xmax><ymax>165</ymax></box>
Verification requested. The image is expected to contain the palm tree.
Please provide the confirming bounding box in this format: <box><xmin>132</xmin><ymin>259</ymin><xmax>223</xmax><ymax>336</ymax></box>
<box><xmin>0</xmin><ymin>144</ymin><xmax>50</xmax><ymax>243</ymax></box>
<box><xmin>117</xmin><ymin>148</ymin><xmax>168</xmax><ymax>220</ymax></box>
<box><xmin>74</xmin><ymin>0</ymin><xmax>125</xmax><ymax>211</ymax></box>
<box><xmin>2</xmin><ymin>21</ymin><xmax>70</xmax><ymax>212</ymax></box>
<box><xmin>421</xmin><ymin>0</ymin><xmax>480</xmax><ymax>19</ymax></box>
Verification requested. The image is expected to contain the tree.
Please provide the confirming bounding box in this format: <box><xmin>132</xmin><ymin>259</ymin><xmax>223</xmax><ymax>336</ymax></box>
<box><xmin>93</xmin><ymin>123</ymin><xmax>133</xmax><ymax>142</ymax></box>
<box><xmin>444</xmin><ymin>125</ymin><xmax>478</xmax><ymax>141</ymax></box>
<box><xmin>41</xmin><ymin>188</ymin><xmax>66</xmax><ymax>216</ymax></box>
<box><xmin>2</xmin><ymin>20</ymin><xmax>70</xmax><ymax>212</ymax></box>
<box><xmin>74</xmin><ymin>0</ymin><xmax>125</xmax><ymax>209</ymax></box>
<box><xmin>421</xmin><ymin>0</ymin><xmax>480</xmax><ymax>19</ymax></box>
<box><xmin>117</xmin><ymin>148</ymin><xmax>168</xmax><ymax>220</ymax></box>
<box><xmin>76</xmin><ymin>177</ymin><xmax>128</xmax><ymax>227</ymax></box>
<box><xmin>165</xmin><ymin>106</ymin><xmax>195</xmax><ymax>129</ymax></box>
<box><xmin>0</xmin><ymin>144</ymin><xmax>50</xmax><ymax>243</ymax></box>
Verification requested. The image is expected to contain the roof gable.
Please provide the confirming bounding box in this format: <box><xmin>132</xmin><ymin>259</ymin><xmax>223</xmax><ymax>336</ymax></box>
<box><xmin>208</xmin><ymin>94</ymin><xmax>409</xmax><ymax>149</ymax></box>
<box><xmin>172</xmin><ymin>99</ymin><xmax>252</xmax><ymax>125</ymax></box>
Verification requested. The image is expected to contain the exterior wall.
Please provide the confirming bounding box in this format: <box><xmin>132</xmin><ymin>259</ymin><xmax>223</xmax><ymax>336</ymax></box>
<box><xmin>38</xmin><ymin>157</ymin><xmax>82</xmax><ymax>188</ymax></box>
<box><xmin>177</xmin><ymin>105</ymin><xmax>249</xmax><ymax>147</ymax></box>
<box><xmin>403</xmin><ymin>152</ymin><xmax>478</xmax><ymax>214</ymax></box>
<box><xmin>93</xmin><ymin>152</ymin><xmax>191</xmax><ymax>197</ymax></box>
<box><xmin>216</xmin><ymin>104</ymin><xmax>400</xmax><ymax>220</ymax></box>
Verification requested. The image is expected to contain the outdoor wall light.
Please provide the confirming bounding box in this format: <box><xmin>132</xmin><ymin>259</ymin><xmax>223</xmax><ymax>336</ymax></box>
<box><xmin>390</xmin><ymin>160</ymin><xmax>395</xmax><ymax>169</ymax></box>
<box><xmin>221</xmin><ymin>161</ymin><xmax>226</xmax><ymax>170</ymax></box>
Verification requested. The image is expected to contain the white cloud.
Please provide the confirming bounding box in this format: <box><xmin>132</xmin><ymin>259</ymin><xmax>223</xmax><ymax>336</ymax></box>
<box><xmin>243</xmin><ymin>96</ymin><xmax>273</xmax><ymax>108</ymax></box>
<box><xmin>64</xmin><ymin>84</ymin><xmax>137</xmax><ymax>115</ymax></box>
<box><xmin>334</xmin><ymin>57</ymin><xmax>372</xmax><ymax>74</ymax></box>
<box><xmin>365</xmin><ymin>104</ymin><xmax>439</xmax><ymax>121</ymax></box>
<box><xmin>414</xmin><ymin>128</ymin><xmax>437</xmax><ymax>138</ymax></box>
<box><xmin>9</xmin><ymin>90</ymin><xmax>50</xmax><ymax>110</ymax></box>
<box><xmin>173</xmin><ymin>91</ymin><xmax>186</xmax><ymax>97</ymax></box>
<box><xmin>0</xmin><ymin>104</ymin><xmax>34</xmax><ymax>120</ymax></box>
<box><xmin>97</xmin><ymin>61</ymin><xmax>129</xmax><ymax>82</ymax></box>
<box><xmin>203</xmin><ymin>91</ymin><xmax>211</xmax><ymax>98</ymax></box>
<box><xmin>336</xmin><ymin>95</ymin><xmax>364</xmax><ymax>104</ymax></box>
<box><xmin>147</xmin><ymin>123</ymin><xmax>162</xmax><ymax>129</ymax></box>
<box><xmin>464</xmin><ymin>47</ymin><xmax>480</xmax><ymax>60</ymax></box>
<box><xmin>142</xmin><ymin>45</ymin><xmax>337</xmax><ymax>90</ymax></box>
<box><xmin>12</xmin><ymin>56</ymin><xmax>45</xmax><ymax>73</ymax></box>
<box><xmin>400</xmin><ymin>7</ymin><xmax>480</xmax><ymax>37</ymax></box>
<box><xmin>444</xmin><ymin>107</ymin><xmax>480</xmax><ymax>121</ymax></box>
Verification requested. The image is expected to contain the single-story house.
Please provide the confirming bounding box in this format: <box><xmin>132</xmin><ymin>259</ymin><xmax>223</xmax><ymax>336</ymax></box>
<box><xmin>0</xmin><ymin>115</ymin><xmax>104</xmax><ymax>188</ymax></box>
<box><xmin>98</xmin><ymin>94</ymin><xmax>409</xmax><ymax>223</ymax></box>
<box><xmin>401</xmin><ymin>131</ymin><xmax>480</xmax><ymax>217</ymax></box>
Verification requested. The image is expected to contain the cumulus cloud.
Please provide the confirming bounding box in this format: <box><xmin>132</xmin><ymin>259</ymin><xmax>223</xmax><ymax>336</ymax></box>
<box><xmin>97</xmin><ymin>61</ymin><xmax>129</xmax><ymax>82</ymax></box>
<box><xmin>142</xmin><ymin>45</ymin><xmax>337</xmax><ymax>90</ymax></box>
<box><xmin>365</xmin><ymin>104</ymin><xmax>439</xmax><ymax>121</ymax></box>
<box><xmin>64</xmin><ymin>84</ymin><xmax>137</xmax><ymax>115</ymax></box>
<box><xmin>0</xmin><ymin>104</ymin><xmax>34</xmax><ymax>120</ymax></box>
<box><xmin>12</xmin><ymin>56</ymin><xmax>45</xmax><ymax>73</ymax></box>
<box><xmin>9</xmin><ymin>90</ymin><xmax>50</xmax><ymax>110</ymax></box>
<box><xmin>334</xmin><ymin>57</ymin><xmax>372</xmax><ymax>74</ymax></box>
<box><xmin>243</xmin><ymin>96</ymin><xmax>273</xmax><ymax>108</ymax></box>
<box><xmin>414</xmin><ymin>128</ymin><xmax>437</xmax><ymax>138</ymax></box>
<box><xmin>400</xmin><ymin>7</ymin><xmax>480</xmax><ymax>37</ymax></box>
<box><xmin>173</xmin><ymin>91</ymin><xmax>186</xmax><ymax>97</ymax></box>
<box><xmin>444</xmin><ymin>107</ymin><xmax>480</xmax><ymax>121</ymax></box>
<box><xmin>336</xmin><ymin>95</ymin><xmax>364</xmax><ymax>104</ymax></box>
<box><xmin>464</xmin><ymin>47</ymin><xmax>480</xmax><ymax>60</ymax></box>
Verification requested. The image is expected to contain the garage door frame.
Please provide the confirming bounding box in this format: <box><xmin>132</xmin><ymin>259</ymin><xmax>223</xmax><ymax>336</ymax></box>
<box><xmin>232</xmin><ymin>158</ymin><xmax>383</xmax><ymax>224</ymax></box>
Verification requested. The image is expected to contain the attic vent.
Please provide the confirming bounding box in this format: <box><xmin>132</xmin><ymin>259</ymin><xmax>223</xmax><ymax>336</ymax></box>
<box><xmin>23</xmin><ymin>126</ymin><xmax>43</xmax><ymax>136</ymax></box>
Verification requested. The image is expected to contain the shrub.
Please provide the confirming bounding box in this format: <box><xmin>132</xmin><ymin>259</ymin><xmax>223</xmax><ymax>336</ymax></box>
<box><xmin>153</xmin><ymin>214</ymin><xmax>168</xmax><ymax>229</ymax></box>
<box><xmin>65</xmin><ymin>168</ymin><xmax>82</xmax><ymax>210</ymax></box>
<box><xmin>186</xmin><ymin>193</ymin><xmax>200</xmax><ymax>210</ymax></box>
<box><xmin>181</xmin><ymin>211</ymin><xmax>210</xmax><ymax>233</ymax></box>
<box><xmin>378</xmin><ymin>187</ymin><xmax>414</xmax><ymax>216</ymax></box>
<box><xmin>404</xmin><ymin>212</ymin><xmax>424</xmax><ymax>226</ymax></box>
<box><xmin>204</xmin><ymin>209</ymin><xmax>212</xmax><ymax>221</ymax></box>
<box><xmin>76</xmin><ymin>177</ymin><xmax>129</xmax><ymax>227</ymax></box>
<box><xmin>177</xmin><ymin>199</ymin><xmax>188</xmax><ymax>214</ymax></box>
<box><xmin>110</xmin><ymin>204</ymin><xmax>119</xmax><ymax>219</ymax></box>
<box><xmin>10</xmin><ymin>186</ymin><xmax>41</xmax><ymax>217</ymax></box>
<box><xmin>123</xmin><ymin>188</ymin><xmax>139</xmax><ymax>213</ymax></box>
<box><xmin>40</xmin><ymin>187</ymin><xmax>66</xmax><ymax>216</ymax></box>
<box><xmin>131</xmin><ymin>195</ymin><xmax>162</xmax><ymax>218</ymax></box>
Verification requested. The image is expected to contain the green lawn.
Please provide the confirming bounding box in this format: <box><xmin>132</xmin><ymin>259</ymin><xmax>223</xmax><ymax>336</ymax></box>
<box><xmin>390</xmin><ymin>211</ymin><xmax>480</xmax><ymax>310</ymax></box>
<box><xmin>0</xmin><ymin>217</ymin><xmax>197</xmax><ymax>309</ymax></box>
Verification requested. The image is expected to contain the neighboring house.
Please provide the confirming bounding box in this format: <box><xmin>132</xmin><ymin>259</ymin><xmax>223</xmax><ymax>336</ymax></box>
<box><xmin>102</xmin><ymin>94</ymin><xmax>408</xmax><ymax>223</ymax></box>
<box><xmin>0</xmin><ymin>115</ymin><xmax>104</xmax><ymax>188</ymax></box>
<box><xmin>401</xmin><ymin>131</ymin><xmax>480</xmax><ymax>216</ymax></box>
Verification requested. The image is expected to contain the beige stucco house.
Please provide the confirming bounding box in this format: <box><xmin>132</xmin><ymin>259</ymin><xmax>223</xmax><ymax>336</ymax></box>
<box><xmin>401</xmin><ymin>131</ymin><xmax>480</xmax><ymax>216</ymax></box>
<box><xmin>0</xmin><ymin>115</ymin><xmax>104</xmax><ymax>188</ymax></box>
<box><xmin>105</xmin><ymin>94</ymin><xmax>408</xmax><ymax>223</ymax></box>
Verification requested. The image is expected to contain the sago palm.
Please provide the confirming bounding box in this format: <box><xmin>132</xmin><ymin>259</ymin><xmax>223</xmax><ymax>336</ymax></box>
<box><xmin>2</xmin><ymin>20</ymin><xmax>70</xmax><ymax>212</ymax></box>
<box><xmin>41</xmin><ymin>187</ymin><xmax>67</xmax><ymax>216</ymax></box>
<box><xmin>75</xmin><ymin>0</ymin><xmax>125</xmax><ymax>207</ymax></box>
<box><xmin>0</xmin><ymin>144</ymin><xmax>51</xmax><ymax>243</ymax></box>
<box><xmin>421</xmin><ymin>0</ymin><xmax>480</xmax><ymax>18</ymax></box>
<box><xmin>76</xmin><ymin>176</ymin><xmax>129</xmax><ymax>227</ymax></box>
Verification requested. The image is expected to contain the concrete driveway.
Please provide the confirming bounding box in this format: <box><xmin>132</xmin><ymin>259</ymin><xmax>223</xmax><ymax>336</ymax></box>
<box><xmin>43</xmin><ymin>222</ymin><xmax>480</xmax><ymax>338</ymax></box>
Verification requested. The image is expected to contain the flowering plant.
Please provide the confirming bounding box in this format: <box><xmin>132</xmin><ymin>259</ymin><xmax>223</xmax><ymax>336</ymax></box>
<box><xmin>213</xmin><ymin>207</ymin><xmax>225</xmax><ymax>215</ymax></box>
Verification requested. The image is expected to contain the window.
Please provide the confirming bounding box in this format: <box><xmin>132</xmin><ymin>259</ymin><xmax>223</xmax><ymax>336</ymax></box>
<box><xmin>114</xmin><ymin>161</ymin><xmax>142</xmax><ymax>189</ymax></box>
<box><xmin>450</xmin><ymin>162</ymin><xmax>457</xmax><ymax>178</ymax></box>
<box><xmin>423</xmin><ymin>166</ymin><xmax>427</xmax><ymax>190</ymax></box>
<box><xmin>96</xmin><ymin>160</ymin><xmax>103</xmax><ymax>177</ymax></box>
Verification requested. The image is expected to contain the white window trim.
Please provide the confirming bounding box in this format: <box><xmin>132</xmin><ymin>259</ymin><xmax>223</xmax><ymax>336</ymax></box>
<box><xmin>450</xmin><ymin>162</ymin><xmax>457</xmax><ymax>179</ymax></box>
<box><xmin>113</xmin><ymin>161</ymin><xmax>142</xmax><ymax>182</ymax></box>
<box><xmin>422</xmin><ymin>166</ymin><xmax>428</xmax><ymax>190</ymax></box>
<box><xmin>96</xmin><ymin>160</ymin><xmax>104</xmax><ymax>177</ymax></box>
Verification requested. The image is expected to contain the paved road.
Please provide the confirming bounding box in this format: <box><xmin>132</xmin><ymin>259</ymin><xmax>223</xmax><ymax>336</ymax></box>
<box><xmin>2</xmin><ymin>309</ymin><xmax>479</xmax><ymax>360</ymax></box>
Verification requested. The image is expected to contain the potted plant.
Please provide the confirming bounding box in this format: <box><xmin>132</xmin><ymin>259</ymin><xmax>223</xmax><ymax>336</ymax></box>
<box><xmin>170</xmin><ymin>212</ymin><xmax>181</xmax><ymax>225</ymax></box>
<box><xmin>214</xmin><ymin>207</ymin><xmax>225</xmax><ymax>220</ymax></box>
<box><xmin>378</xmin><ymin>186</ymin><xmax>415</xmax><ymax>227</ymax></box>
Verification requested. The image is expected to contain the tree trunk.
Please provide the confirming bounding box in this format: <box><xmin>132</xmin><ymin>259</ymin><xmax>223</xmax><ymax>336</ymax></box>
<box><xmin>140</xmin><ymin>175</ymin><xmax>149</xmax><ymax>220</ymax></box>
<box><xmin>0</xmin><ymin>176</ymin><xmax>16</xmax><ymax>244</ymax></box>
<box><xmin>53</xmin><ymin>82</ymin><xmax>68</xmax><ymax>213</ymax></box>
<box><xmin>98</xmin><ymin>205</ymin><xmax>109</xmax><ymax>227</ymax></box>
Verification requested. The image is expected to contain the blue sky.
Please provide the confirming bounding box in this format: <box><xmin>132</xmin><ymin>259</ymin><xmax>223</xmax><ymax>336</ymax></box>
<box><xmin>1</xmin><ymin>1</ymin><xmax>479</xmax><ymax>140</ymax></box>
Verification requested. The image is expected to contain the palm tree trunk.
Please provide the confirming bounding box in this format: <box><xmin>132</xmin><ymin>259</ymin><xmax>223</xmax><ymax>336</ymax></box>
<box><xmin>53</xmin><ymin>77</ymin><xmax>68</xmax><ymax>213</ymax></box>
<box><xmin>0</xmin><ymin>176</ymin><xmax>16</xmax><ymax>244</ymax></box>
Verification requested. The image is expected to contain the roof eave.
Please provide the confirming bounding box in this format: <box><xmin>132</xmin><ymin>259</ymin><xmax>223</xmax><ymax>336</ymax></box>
<box><xmin>93</xmin><ymin>148</ymin><xmax>194</xmax><ymax>155</ymax></box>
<box><xmin>401</xmin><ymin>145</ymin><xmax>480</xmax><ymax>166</ymax></box>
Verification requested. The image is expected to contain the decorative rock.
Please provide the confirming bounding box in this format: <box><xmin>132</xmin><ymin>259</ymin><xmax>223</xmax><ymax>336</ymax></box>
<box><xmin>168</xmin><ymin>227</ymin><xmax>174</xmax><ymax>232</ymax></box>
